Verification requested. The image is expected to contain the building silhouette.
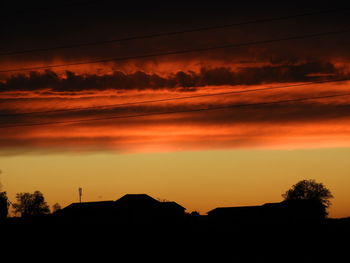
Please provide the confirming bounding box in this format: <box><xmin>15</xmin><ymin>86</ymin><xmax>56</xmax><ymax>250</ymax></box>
<box><xmin>57</xmin><ymin>194</ymin><xmax>186</xmax><ymax>225</ymax></box>
<box><xmin>207</xmin><ymin>199</ymin><xmax>326</xmax><ymax>225</ymax></box>
<box><xmin>7</xmin><ymin>192</ymin><xmax>326</xmax><ymax>227</ymax></box>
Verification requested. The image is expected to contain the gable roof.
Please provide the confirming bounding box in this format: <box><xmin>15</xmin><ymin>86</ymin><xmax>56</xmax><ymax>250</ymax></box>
<box><xmin>60</xmin><ymin>194</ymin><xmax>187</xmax><ymax>216</ymax></box>
<box><xmin>115</xmin><ymin>194</ymin><xmax>159</xmax><ymax>206</ymax></box>
<box><xmin>116</xmin><ymin>193</ymin><xmax>159</xmax><ymax>202</ymax></box>
<box><xmin>60</xmin><ymin>201</ymin><xmax>115</xmax><ymax>216</ymax></box>
<box><xmin>159</xmin><ymin>201</ymin><xmax>186</xmax><ymax>211</ymax></box>
<box><xmin>64</xmin><ymin>201</ymin><xmax>114</xmax><ymax>209</ymax></box>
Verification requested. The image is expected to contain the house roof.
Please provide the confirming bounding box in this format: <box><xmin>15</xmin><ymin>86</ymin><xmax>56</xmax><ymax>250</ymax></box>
<box><xmin>115</xmin><ymin>194</ymin><xmax>159</xmax><ymax>204</ymax></box>
<box><xmin>207</xmin><ymin>205</ymin><xmax>262</xmax><ymax>215</ymax></box>
<box><xmin>60</xmin><ymin>194</ymin><xmax>187</xmax><ymax>215</ymax></box>
<box><xmin>262</xmin><ymin>202</ymin><xmax>284</xmax><ymax>208</ymax></box>
<box><xmin>60</xmin><ymin>201</ymin><xmax>115</xmax><ymax>215</ymax></box>
<box><xmin>67</xmin><ymin>200</ymin><xmax>114</xmax><ymax>207</ymax></box>
<box><xmin>159</xmin><ymin>201</ymin><xmax>186</xmax><ymax>210</ymax></box>
<box><xmin>64</xmin><ymin>201</ymin><xmax>114</xmax><ymax>209</ymax></box>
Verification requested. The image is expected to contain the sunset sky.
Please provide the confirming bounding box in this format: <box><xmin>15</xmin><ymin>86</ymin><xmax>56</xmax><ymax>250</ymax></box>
<box><xmin>1</xmin><ymin>1</ymin><xmax>350</xmax><ymax>217</ymax></box>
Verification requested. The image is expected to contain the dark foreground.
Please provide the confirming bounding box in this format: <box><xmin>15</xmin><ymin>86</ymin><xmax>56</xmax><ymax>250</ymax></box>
<box><xmin>1</xmin><ymin>218</ymin><xmax>350</xmax><ymax>262</ymax></box>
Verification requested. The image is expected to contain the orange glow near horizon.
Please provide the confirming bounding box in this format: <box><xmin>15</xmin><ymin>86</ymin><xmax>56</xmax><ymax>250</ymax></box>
<box><xmin>1</xmin><ymin>148</ymin><xmax>350</xmax><ymax>218</ymax></box>
<box><xmin>1</xmin><ymin>59</ymin><xmax>350</xmax><ymax>219</ymax></box>
<box><xmin>2</xmin><ymin>79</ymin><xmax>350</xmax><ymax>154</ymax></box>
<box><xmin>3</xmin><ymin>2</ymin><xmax>350</xmax><ymax>230</ymax></box>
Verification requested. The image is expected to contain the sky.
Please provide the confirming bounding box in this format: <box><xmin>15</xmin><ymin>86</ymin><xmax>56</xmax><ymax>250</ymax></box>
<box><xmin>1</xmin><ymin>1</ymin><xmax>350</xmax><ymax>217</ymax></box>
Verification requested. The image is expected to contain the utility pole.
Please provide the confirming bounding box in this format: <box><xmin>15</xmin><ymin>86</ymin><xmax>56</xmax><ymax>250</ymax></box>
<box><xmin>78</xmin><ymin>187</ymin><xmax>82</xmax><ymax>203</ymax></box>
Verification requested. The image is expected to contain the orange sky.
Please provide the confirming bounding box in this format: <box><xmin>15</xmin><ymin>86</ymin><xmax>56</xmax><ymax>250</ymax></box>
<box><xmin>1</xmin><ymin>4</ymin><xmax>350</xmax><ymax>218</ymax></box>
<box><xmin>1</xmin><ymin>148</ymin><xmax>350</xmax><ymax>218</ymax></box>
<box><xmin>1</xmin><ymin>65</ymin><xmax>350</xmax><ymax>218</ymax></box>
<box><xmin>1</xmin><ymin>73</ymin><xmax>350</xmax><ymax>154</ymax></box>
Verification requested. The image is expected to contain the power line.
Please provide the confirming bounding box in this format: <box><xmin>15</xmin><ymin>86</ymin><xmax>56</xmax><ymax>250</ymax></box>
<box><xmin>0</xmin><ymin>8</ymin><xmax>343</xmax><ymax>57</ymax></box>
<box><xmin>1</xmin><ymin>92</ymin><xmax>349</xmax><ymax>129</ymax></box>
<box><xmin>1</xmin><ymin>28</ymin><xmax>349</xmax><ymax>74</ymax></box>
<box><xmin>1</xmin><ymin>77</ymin><xmax>349</xmax><ymax>117</ymax></box>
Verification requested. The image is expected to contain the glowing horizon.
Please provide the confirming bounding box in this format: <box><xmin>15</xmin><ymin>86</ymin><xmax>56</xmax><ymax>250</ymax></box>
<box><xmin>1</xmin><ymin>148</ymin><xmax>349</xmax><ymax>218</ymax></box>
<box><xmin>2</xmin><ymin>4</ymin><xmax>350</xmax><ymax>220</ymax></box>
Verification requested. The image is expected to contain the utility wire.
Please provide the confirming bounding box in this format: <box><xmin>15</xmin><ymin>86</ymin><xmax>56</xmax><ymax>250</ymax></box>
<box><xmin>1</xmin><ymin>28</ymin><xmax>349</xmax><ymax>74</ymax></box>
<box><xmin>1</xmin><ymin>92</ymin><xmax>349</xmax><ymax>129</ymax></box>
<box><xmin>1</xmin><ymin>77</ymin><xmax>349</xmax><ymax>117</ymax></box>
<box><xmin>0</xmin><ymin>8</ymin><xmax>343</xmax><ymax>57</ymax></box>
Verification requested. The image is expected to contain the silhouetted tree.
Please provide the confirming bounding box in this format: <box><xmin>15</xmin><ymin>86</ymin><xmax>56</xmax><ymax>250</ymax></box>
<box><xmin>52</xmin><ymin>203</ymin><xmax>61</xmax><ymax>213</ymax></box>
<box><xmin>282</xmin><ymin>179</ymin><xmax>333</xmax><ymax>217</ymax></box>
<box><xmin>12</xmin><ymin>191</ymin><xmax>50</xmax><ymax>217</ymax></box>
<box><xmin>0</xmin><ymin>192</ymin><xmax>9</xmax><ymax>221</ymax></box>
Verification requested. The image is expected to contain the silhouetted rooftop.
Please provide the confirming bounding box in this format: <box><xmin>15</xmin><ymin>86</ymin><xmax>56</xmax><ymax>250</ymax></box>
<box><xmin>65</xmin><ymin>201</ymin><xmax>115</xmax><ymax>209</ymax></box>
<box><xmin>208</xmin><ymin>205</ymin><xmax>262</xmax><ymax>214</ymax></box>
<box><xmin>58</xmin><ymin>194</ymin><xmax>187</xmax><ymax>222</ymax></box>
<box><xmin>115</xmin><ymin>194</ymin><xmax>159</xmax><ymax>206</ymax></box>
<box><xmin>60</xmin><ymin>201</ymin><xmax>116</xmax><ymax>217</ymax></box>
<box><xmin>159</xmin><ymin>201</ymin><xmax>186</xmax><ymax>211</ymax></box>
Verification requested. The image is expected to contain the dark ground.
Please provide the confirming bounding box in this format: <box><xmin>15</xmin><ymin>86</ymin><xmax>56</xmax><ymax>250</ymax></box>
<box><xmin>1</xmin><ymin>218</ymin><xmax>350</xmax><ymax>262</ymax></box>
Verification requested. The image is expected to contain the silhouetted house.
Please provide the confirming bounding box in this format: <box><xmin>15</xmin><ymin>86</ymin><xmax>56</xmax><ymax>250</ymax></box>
<box><xmin>115</xmin><ymin>194</ymin><xmax>159</xmax><ymax>209</ymax></box>
<box><xmin>159</xmin><ymin>201</ymin><xmax>186</xmax><ymax>222</ymax></box>
<box><xmin>114</xmin><ymin>194</ymin><xmax>162</xmax><ymax>224</ymax></box>
<box><xmin>114</xmin><ymin>194</ymin><xmax>186</xmax><ymax>224</ymax></box>
<box><xmin>208</xmin><ymin>200</ymin><xmax>326</xmax><ymax>225</ymax></box>
<box><xmin>208</xmin><ymin>205</ymin><xmax>263</xmax><ymax>225</ymax></box>
<box><xmin>58</xmin><ymin>194</ymin><xmax>185</xmax><ymax>225</ymax></box>
<box><xmin>282</xmin><ymin>199</ymin><xmax>327</xmax><ymax>221</ymax></box>
<box><xmin>57</xmin><ymin>201</ymin><xmax>115</xmax><ymax>223</ymax></box>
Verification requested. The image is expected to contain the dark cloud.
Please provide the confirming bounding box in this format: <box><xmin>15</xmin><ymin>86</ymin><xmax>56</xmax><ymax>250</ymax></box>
<box><xmin>2</xmin><ymin>94</ymin><xmax>350</xmax><ymax>130</ymax></box>
<box><xmin>0</xmin><ymin>61</ymin><xmax>342</xmax><ymax>92</ymax></box>
<box><xmin>1</xmin><ymin>1</ymin><xmax>350</xmax><ymax>68</ymax></box>
<box><xmin>2</xmin><ymin>2</ymin><xmax>350</xmax><ymax>155</ymax></box>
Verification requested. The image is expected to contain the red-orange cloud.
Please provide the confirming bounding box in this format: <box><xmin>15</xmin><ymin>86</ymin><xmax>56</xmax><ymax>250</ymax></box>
<box><xmin>1</xmin><ymin>72</ymin><xmax>350</xmax><ymax>155</ymax></box>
